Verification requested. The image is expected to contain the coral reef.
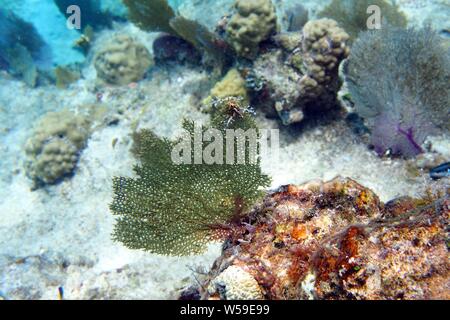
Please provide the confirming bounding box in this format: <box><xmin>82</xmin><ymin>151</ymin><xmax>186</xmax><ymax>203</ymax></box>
<box><xmin>185</xmin><ymin>177</ymin><xmax>449</xmax><ymax>300</ymax></box>
<box><xmin>24</xmin><ymin>110</ymin><xmax>91</xmax><ymax>188</ymax></box>
<box><xmin>249</xmin><ymin>18</ymin><xmax>350</xmax><ymax>125</ymax></box>
<box><xmin>226</xmin><ymin>0</ymin><xmax>277</xmax><ymax>58</ymax></box>
<box><xmin>345</xmin><ymin>26</ymin><xmax>450</xmax><ymax>157</ymax></box>
<box><xmin>110</xmin><ymin>98</ymin><xmax>270</xmax><ymax>255</ymax></box>
<box><xmin>318</xmin><ymin>0</ymin><xmax>407</xmax><ymax>41</ymax></box>
<box><xmin>94</xmin><ymin>34</ymin><xmax>153</xmax><ymax>86</ymax></box>
<box><xmin>203</xmin><ymin>68</ymin><xmax>248</xmax><ymax>108</ymax></box>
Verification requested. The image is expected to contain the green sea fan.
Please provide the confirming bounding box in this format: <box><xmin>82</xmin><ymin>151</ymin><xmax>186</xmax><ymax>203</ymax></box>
<box><xmin>110</xmin><ymin>99</ymin><xmax>271</xmax><ymax>255</ymax></box>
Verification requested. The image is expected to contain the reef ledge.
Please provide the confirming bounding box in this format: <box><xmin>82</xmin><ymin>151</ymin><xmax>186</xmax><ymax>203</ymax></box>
<box><xmin>181</xmin><ymin>177</ymin><xmax>449</xmax><ymax>300</ymax></box>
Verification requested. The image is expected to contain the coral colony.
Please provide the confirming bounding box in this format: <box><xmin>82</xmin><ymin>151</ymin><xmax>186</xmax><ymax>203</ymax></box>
<box><xmin>0</xmin><ymin>0</ymin><xmax>448</xmax><ymax>300</ymax></box>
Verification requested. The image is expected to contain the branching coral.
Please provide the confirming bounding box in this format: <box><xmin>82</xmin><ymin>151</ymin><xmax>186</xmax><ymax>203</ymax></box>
<box><xmin>226</xmin><ymin>0</ymin><xmax>277</xmax><ymax>58</ymax></box>
<box><xmin>318</xmin><ymin>0</ymin><xmax>407</xmax><ymax>41</ymax></box>
<box><xmin>345</xmin><ymin>26</ymin><xmax>450</xmax><ymax>157</ymax></box>
<box><xmin>110</xmin><ymin>98</ymin><xmax>271</xmax><ymax>255</ymax></box>
<box><xmin>94</xmin><ymin>34</ymin><xmax>153</xmax><ymax>86</ymax></box>
<box><xmin>24</xmin><ymin>110</ymin><xmax>91</xmax><ymax>189</ymax></box>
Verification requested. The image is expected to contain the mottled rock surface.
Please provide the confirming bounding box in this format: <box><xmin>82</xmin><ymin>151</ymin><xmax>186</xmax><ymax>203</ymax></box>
<box><xmin>191</xmin><ymin>177</ymin><xmax>449</xmax><ymax>300</ymax></box>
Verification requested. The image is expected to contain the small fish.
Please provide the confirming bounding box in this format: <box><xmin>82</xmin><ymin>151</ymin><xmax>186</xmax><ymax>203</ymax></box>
<box><xmin>430</xmin><ymin>162</ymin><xmax>450</xmax><ymax>180</ymax></box>
<box><xmin>57</xmin><ymin>286</ymin><xmax>64</xmax><ymax>300</ymax></box>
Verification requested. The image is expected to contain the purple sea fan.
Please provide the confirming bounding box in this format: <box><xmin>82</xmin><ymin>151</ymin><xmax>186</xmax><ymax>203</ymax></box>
<box><xmin>345</xmin><ymin>26</ymin><xmax>450</xmax><ymax>157</ymax></box>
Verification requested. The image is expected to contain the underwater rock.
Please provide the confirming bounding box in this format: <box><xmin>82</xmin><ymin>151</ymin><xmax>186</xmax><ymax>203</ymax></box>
<box><xmin>153</xmin><ymin>33</ymin><xmax>201</xmax><ymax>65</ymax></box>
<box><xmin>345</xmin><ymin>26</ymin><xmax>450</xmax><ymax>158</ymax></box>
<box><xmin>226</xmin><ymin>0</ymin><xmax>278</xmax><ymax>59</ymax></box>
<box><xmin>94</xmin><ymin>34</ymin><xmax>153</xmax><ymax>86</ymax></box>
<box><xmin>24</xmin><ymin>110</ymin><xmax>91</xmax><ymax>189</ymax></box>
<box><xmin>250</xmin><ymin>18</ymin><xmax>349</xmax><ymax>125</ymax></box>
<box><xmin>186</xmin><ymin>177</ymin><xmax>449</xmax><ymax>300</ymax></box>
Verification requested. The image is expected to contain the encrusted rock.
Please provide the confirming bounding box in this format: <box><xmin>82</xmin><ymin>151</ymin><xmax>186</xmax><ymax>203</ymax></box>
<box><xmin>188</xmin><ymin>177</ymin><xmax>449</xmax><ymax>300</ymax></box>
<box><xmin>250</xmin><ymin>18</ymin><xmax>349</xmax><ymax>125</ymax></box>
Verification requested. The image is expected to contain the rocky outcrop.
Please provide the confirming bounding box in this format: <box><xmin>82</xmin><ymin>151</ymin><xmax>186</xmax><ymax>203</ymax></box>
<box><xmin>183</xmin><ymin>177</ymin><xmax>449</xmax><ymax>300</ymax></box>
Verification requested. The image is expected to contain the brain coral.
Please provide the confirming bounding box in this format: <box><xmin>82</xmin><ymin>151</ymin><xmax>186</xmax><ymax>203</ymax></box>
<box><xmin>226</xmin><ymin>0</ymin><xmax>277</xmax><ymax>58</ymax></box>
<box><xmin>94</xmin><ymin>34</ymin><xmax>153</xmax><ymax>85</ymax></box>
<box><xmin>250</xmin><ymin>18</ymin><xmax>349</xmax><ymax>125</ymax></box>
<box><xmin>207</xmin><ymin>265</ymin><xmax>263</xmax><ymax>300</ymax></box>
<box><xmin>25</xmin><ymin>110</ymin><xmax>90</xmax><ymax>188</ymax></box>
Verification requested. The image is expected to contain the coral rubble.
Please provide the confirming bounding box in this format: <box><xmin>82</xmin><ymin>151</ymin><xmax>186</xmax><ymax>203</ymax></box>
<box><xmin>94</xmin><ymin>34</ymin><xmax>153</xmax><ymax>86</ymax></box>
<box><xmin>186</xmin><ymin>177</ymin><xmax>449</xmax><ymax>300</ymax></box>
<box><xmin>226</xmin><ymin>0</ymin><xmax>277</xmax><ymax>58</ymax></box>
<box><xmin>249</xmin><ymin>18</ymin><xmax>350</xmax><ymax>125</ymax></box>
<box><xmin>24</xmin><ymin>109</ymin><xmax>91</xmax><ymax>188</ymax></box>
